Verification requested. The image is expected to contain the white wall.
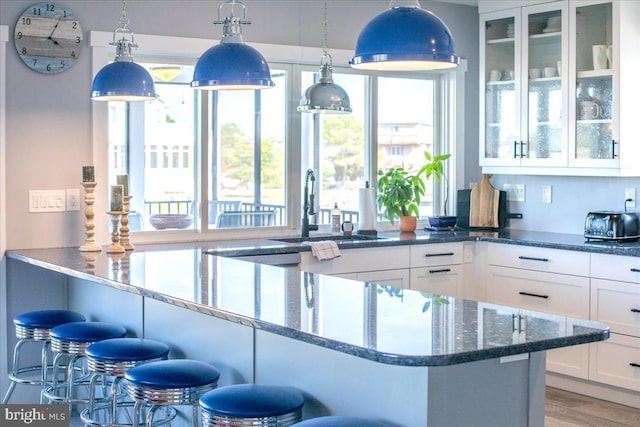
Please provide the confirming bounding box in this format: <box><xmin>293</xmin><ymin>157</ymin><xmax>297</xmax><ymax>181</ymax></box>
<box><xmin>0</xmin><ymin>0</ymin><xmax>480</xmax><ymax>250</ymax></box>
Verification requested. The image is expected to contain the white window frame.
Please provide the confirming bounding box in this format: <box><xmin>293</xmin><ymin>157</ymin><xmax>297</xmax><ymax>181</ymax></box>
<box><xmin>90</xmin><ymin>31</ymin><xmax>466</xmax><ymax>243</ymax></box>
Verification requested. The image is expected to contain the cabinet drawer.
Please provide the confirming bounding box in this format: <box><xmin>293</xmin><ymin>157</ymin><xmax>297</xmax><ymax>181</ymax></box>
<box><xmin>357</xmin><ymin>269</ymin><xmax>410</xmax><ymax>290</ymax></box>
<box><xmin>410</xmin><ymin>264</ymin><xmax>463</xmax><ymax>298</ymax></box>
<box><xmin>487</xmin><ymin>243</ymin><xmax>590</xmax><ymax>276</ymax></box>
<box><xmin>591</xmin><ymin>278</ymin><xmax>640</xmax><ymax>337</ymax></box>
<box><xmin>486</xmin><ymin>266</ymin><xmax>589</xmax><ymax>318</ymax></box>
<box><xmin>591</xmin><ymin>253</ymin><xmax>640</xmax><ymax>284</ymax></box>
<box><xmin>410</xmin><ymin>243</ymin><xmax>463</xmax><ymax>268</ymax></box>
<box><xmin>589</xmin><ymin>333</ymin><xmax>640</xmax><ymax>392</ymax></box>
<box><xmin>300</xmin><ymin>246</ymin><xmax>410</xmax><ymax>275</ymax></box>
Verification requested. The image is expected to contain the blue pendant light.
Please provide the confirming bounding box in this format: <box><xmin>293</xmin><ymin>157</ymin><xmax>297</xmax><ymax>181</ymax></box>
<box><xmin>351</xmin><ymin>0</ymin><xmax>459</xmax><ymax>71</ymax></box>
<box><xmin>91</xmin><ymin>0</ymin><xmax>157</xmax><ymax>101</ymax></box>
<box><xmin>298</xmin><ymin>0</ymin><xmax>351</xmax><ymax>114</ymax></box>
<box><xmin>191</xmin><ymin>1</ymin><xmax>274</xmax><ymax>90</ymax></box>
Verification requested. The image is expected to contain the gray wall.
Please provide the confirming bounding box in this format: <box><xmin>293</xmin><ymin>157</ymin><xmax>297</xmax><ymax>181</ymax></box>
<box><xmin>0</xmin><ymin>0</ymin><xmax>480</xmax><ymax>250</ymax></box>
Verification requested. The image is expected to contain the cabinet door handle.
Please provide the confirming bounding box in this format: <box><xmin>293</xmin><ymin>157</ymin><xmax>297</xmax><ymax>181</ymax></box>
<box><xmin>631</xmin><ymin>268</ymin><xmax>640</xmax><ymax>273</ymax></box>
<box><xmin>514</xmin><ymin>141</ymin><xmax>519</xmax><ymax>158</ymax></box>
<box><xmin>612</xmin><ymin>139</ymin><xmax>618</xmax><ymax>159</ymax></box>
<box><xmin>519</xmin><ymin>291</ymin><xmax>549</xmax><ymax>299</ymax></box>
<box><xmin>518</xmin><ymin>256</ymin><xmax>549</xmax><ymax>262</ymax></box>
<box><xmin>424</xmin><ymin>252</ymin><xmax>455</xmax><ymax>258</ymax></box>
<box><xmin>520</xmin><ymin>141</ymin><xmax>527</xmax><ymax>158</ymax></box>
<box><xmin>429</xmin><ymin>268</ymin><xmax>451</xmax><ymax>274</ymax></box>
<box><xmin>630</xmin><ymin>363</ymin><xmax>640</xmax><ymax>368</ymax></box>
<box><xmin>631</xmin><ymin>308</ymin><xmax>640</xmax><ymax>313</ymax></box>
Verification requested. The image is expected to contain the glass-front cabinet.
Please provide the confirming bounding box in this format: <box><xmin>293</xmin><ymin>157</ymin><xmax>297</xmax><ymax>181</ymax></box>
<box><xmin>480</xmin><ymin>0</ymin><xmax>640</xmax><ymax>175</ymax></box>
<box><xmin>569</xmin><ymin>1</ymin><xmax>616</xmax><ymax>167</ymax></box>
<box><xmin>480</xmin><ymin>2</ymin><xmax>568</xmax><ymax>167</ymax></box>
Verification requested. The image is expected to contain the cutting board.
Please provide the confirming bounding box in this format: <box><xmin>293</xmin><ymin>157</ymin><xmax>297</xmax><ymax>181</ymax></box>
<box><xmin>470</xmin><ymin>175</ymin><xmax>501</xmax><ymax>228</ymax></box>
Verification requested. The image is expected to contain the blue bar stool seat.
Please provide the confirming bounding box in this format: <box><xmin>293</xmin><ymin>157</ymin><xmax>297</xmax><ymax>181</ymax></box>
<box><xmin>199</xmin><ymin>384</ymin><xmax>304</xmax><ymax>427</ymax></box>
<box><xmin>43</xmin><ymin>322</ymin><xmax>127</xmax><ymax>406</ymax></box>
<box><xmin>79</xmin><ymin>338</ymin><xmax>170</xmax><ymax>427</ymax></box>
<box><xmin>125</xmin><ymin>359</ymin><xmax>220</xmax><ymax>427</ymax></box>
<box><xmin>292</xmin><ymin>416</ymin><xmax>390</xmax><ymax>426</ymax></box>
<box><xmin>2</xmin><ymin>309</ymin><xmax>86</xmax><ymax>404</ymax></box>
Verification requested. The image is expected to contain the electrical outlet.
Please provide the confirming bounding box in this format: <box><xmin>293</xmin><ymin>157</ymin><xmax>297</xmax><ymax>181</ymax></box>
<box><xmin>66</xmin><ymin>188</ymin><xmax>80</xmax><ymax>211</ymax></box>
<box><xmin>514</xmin><ymin>184</ymin><xmax>525</xmax><ymax>202</ymax></box>
<box><xmin>503</xmin><ymin>184</ymin><xmax>525</xmax><ymax>202</ymax></box>
<box><xmin>625</xmin><ymin>188</ymin><xmax>636</xmax><ymax>208</ymax></box>
<box><xmin>542</xmin><ymin>185</ymin><xmax>552</xmax><ymax>204</ymax></box>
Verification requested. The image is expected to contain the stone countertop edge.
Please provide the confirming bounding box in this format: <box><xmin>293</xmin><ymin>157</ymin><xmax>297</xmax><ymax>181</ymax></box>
<box><xmin>6</xmin><ymin>233</ymin><xmax>612</xmax><ymax>367</ymax></box>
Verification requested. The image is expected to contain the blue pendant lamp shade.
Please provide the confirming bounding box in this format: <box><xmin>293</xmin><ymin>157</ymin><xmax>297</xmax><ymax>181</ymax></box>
<box><xmin>351</xmin><ymin>1</ymin><xmax>459</xmax><ymax>71</ymax></box>
<box><xmin>91</xmin><ymin>2</ymin><xmax>157</xmax><ymax>101</ymax></box>
<box><xmin>191</xmin><ymin>1</ymin><xmax>274</xmax><ymax>90</ymax></box>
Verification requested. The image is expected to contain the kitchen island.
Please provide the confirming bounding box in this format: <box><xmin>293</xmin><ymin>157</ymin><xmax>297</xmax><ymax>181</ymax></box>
<box><xmin>4</xmin><ymin>235</ymin><xmax>610</xmax><ymax>426</ymax></box>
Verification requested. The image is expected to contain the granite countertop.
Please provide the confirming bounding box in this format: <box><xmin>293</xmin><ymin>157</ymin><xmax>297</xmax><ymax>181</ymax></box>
<box><xmin>203</xmin><ymin>229</ymin><xmax>640</xmax><ymax>258</ymax></box>
<box><xmin>7</xmin><ymin>230</ymin><xmax>612</xmax><ymax>366</ymax></box>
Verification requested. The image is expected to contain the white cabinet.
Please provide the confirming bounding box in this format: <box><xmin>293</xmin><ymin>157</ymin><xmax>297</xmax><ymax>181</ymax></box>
<box><xmin>589</xmin><ymin>253</ymin><xmax>640</xmax><ymax>391</ymax></box>
<box><xmin>485</xmin><ymin>243</ymin><xmax>590</xmax><ymax>378</ymax></box>
<box><xmin>479</xmin><ymin>0</ymin><xmax>640</xmax><ymax>176</ymax></box>
<box><xmin>409</xmin><ymin>243</ymin><xmax>464</xmax><ymax>297</ymax></box>
<box><xmin>300</xmin><ymin>246</ymin><xmax>411</xmax><ymax>289</ymax></box>
<box><xmin>480</xmin><ymin>2</ymin><xmax>568</xmax><ymax>168</ymax></box>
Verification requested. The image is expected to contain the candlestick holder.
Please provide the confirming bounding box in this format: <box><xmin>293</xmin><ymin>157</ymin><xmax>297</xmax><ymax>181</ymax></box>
<box><xmin>106</xmin><ymin>211</ymin><xmax>125</xmax><ymax>254</ymax></box>
<box><xmin>79</xmin><ymin>182</ymin><xmax>102</xmax><ymax>252</ymax></box>
<box><xmin>120</xmin><ymin>195</ymin><xmax>134</xmax><ymax>251</ymax></box>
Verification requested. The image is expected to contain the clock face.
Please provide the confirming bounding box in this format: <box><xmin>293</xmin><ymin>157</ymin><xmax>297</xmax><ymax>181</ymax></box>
<box><xmin>14</xmin><ymin>2</ymin><xmax>83</xmax><ymax>74</ymax></box>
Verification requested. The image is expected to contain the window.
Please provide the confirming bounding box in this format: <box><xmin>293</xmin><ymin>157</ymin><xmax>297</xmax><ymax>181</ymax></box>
<box><xmin>95</xmin><ymin>31</ymin><xmax>464</xmax><ymax>241</ymax></box>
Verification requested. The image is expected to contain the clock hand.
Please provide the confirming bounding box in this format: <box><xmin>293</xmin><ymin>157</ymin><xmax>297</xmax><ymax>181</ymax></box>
<box><xmin>48</xmin><ymin>19</ymin><xmax>63</xmax><ymax>47</ymax></box>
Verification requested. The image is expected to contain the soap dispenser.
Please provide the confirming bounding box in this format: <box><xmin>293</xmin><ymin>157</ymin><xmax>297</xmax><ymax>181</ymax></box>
<box><xmin>331</xmin><ymin>203</ymin><xmax>341</xmax><ymax>234</ymax></box>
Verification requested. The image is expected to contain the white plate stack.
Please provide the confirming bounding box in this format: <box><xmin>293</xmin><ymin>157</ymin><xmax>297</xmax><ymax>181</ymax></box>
<box><xmin>543</xmin><ymin>16</ymin><xmax>561</xmax><ymax>33</ymax></box>
<box><xmin>506</xmin><ymin>23</ymin><xmax>515</xmax><ymax>38</ymax></box>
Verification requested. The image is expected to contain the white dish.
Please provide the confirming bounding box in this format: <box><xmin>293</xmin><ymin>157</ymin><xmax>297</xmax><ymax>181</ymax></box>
<box><xmin>543</xmin><ymin>27</ymin><xmax>561</xmax><ymax>33</ymax></box>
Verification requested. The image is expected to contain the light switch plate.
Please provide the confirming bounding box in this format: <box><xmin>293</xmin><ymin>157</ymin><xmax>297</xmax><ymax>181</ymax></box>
<box><xmin>542</xmin><ymin>185</ymin><xmax>552</xmax><ymax>204</ymax></box>
<box><xmin>29</xmin><ymin>190</ymin><xmax>66</xmax><ymax>212</ymax></box>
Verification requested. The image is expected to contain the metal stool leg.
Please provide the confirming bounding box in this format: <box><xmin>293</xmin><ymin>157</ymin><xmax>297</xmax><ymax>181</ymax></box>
<box><xmin>3</xmin><ymin>338</ymin><xmax>49</xmax><ymax>404</ymax></box>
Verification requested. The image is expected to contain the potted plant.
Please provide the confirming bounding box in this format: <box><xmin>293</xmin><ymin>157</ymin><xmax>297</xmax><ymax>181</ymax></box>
<box><xmin>376</xmin><ymin>167</ymin><xmax>426</xmax><ymax>232</ymax></box>
<box><xmin>417</xmin><ymin>151</ymin><xmax>456</xmax><ymax>228</ymax></box>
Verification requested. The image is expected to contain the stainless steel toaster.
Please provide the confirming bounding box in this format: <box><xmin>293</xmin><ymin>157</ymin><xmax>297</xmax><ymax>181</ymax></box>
<box><xmin>584</xmin><ymin>211</ymin><xmax>640</xmax><ymax>241</ymax></box>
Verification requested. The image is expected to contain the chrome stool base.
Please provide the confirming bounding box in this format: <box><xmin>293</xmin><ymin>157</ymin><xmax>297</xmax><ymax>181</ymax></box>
<box><xmin>3</xmin><ymin>310</ymin><xmax>86</xmax><ymax>404</ymax></box>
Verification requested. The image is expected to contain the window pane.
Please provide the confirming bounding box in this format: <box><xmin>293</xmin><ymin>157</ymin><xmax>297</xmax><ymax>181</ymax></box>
<box><xmin>301</xmin><ymin>71</ymin><xmax>367</xmax><ymax>225</ymax></box>
<box><xmin>378</xmin><ymin>77</ymin><xmax>436</xmax><ymax>218</ymax></box>
<box><xmin>208</xmin><ymin>70</ymin><xmax>287</xmax><ymax>229</ymax></box>
<box><xmin>108</xmin><ymin>64</ymin><xmax>197</xmax><ymax>231</ymax></box>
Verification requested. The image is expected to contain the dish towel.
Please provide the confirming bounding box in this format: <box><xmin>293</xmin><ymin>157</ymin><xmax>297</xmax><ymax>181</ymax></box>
<box><xmin>305</xmin><ymin>240</ymin><xmax>341</xmax><ymax>261</ymax></box>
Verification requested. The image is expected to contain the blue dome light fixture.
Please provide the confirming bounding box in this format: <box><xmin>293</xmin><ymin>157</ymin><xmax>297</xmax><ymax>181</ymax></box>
<box><xmin>298</xmin><ymin>0</ymin><xmax>351</xmax><ymax>114</ymax></box>
<box><xmin>191</xmin><ymin>0</ymin><xmax>274</xmax><ymax>91</ymax></box>
<box><xmin>351</xmin><ymin>0</ymin><xmax>459</xmax><ymax>71</ymax></box>
<box><xmin>91</xmin><ymin>0</ymin><xmax>157</xmax><ymax>101</ymax></box>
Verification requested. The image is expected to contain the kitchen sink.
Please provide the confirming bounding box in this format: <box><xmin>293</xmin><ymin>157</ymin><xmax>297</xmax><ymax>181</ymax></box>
<box><xmin>271</xmin><ymin>234</ymin><xmax>385</xmax><ymax>244</ymax></box>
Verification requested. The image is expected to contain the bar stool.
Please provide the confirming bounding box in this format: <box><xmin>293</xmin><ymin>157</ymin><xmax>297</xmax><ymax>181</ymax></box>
<box><xmin>292</xmin><ymin>416</ymin><xmax>391</xmax><ymax>426</ymax></box>
<box><xmin>43</xmin><ymin>321</ymin><xmax>128</xmax><ymax>406</ymax></box>
<box><xmin>125</xmin><ymin>359</ymin><xmax>221</xmax><ymax>427</ymax></box>
<box><xmin>79</xmin><ymin>338</ymin><xmax>170</xmax><ymax>427</ymax></box>
<box><xmin>2</xmin><ymin>309</ymin><xmax>86</xmax><ymax>404</ymax></box>
<box><xmin>199</xmin><ymin>384</ymin><xmax>305</xmax><ymax>426</ymax></box>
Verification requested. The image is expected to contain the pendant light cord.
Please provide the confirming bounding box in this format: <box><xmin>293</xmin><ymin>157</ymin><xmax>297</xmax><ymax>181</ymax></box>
<box><xmin>119</xmin><ymin>0</ymin><xmax>130</xmax><ymax>30</ymax></box>
<box><xmin>321</xmin><ymin>0</ymin><xmax>332</xmax><ymax>67</ymax></box>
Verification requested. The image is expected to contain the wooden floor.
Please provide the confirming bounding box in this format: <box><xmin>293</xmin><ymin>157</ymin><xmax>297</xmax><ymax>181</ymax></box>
<box><xmin>545</xmin><ymin>387</ymin><xmax>640</xmax><ymax>427</ymax></box>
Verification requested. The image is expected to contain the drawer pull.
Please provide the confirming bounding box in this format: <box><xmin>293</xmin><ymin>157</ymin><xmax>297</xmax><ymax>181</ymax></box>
<box><xmin>429</xmin><ymin>268</ymin><xmax>451</xmax><ymax>274</ymax></box>
<box><xmin>631</xmin><ymin>268</ymin><xmax>640</xmax><ymax>273</ymax></box>
<box><xmin>518</xmin><ymin>256</ymin><xmax>549</xmax><ymax>262</ymax></box>
<box><xmin>519</xmin><ymin>291</ymin><xmax>549</xmax><ymax>299</ymax></box>
<box><xmin>424</xmin><ymin>252</ymin><xmax>455</xmax><ymax>258</ymax></box>
<box><xmin>631</xmin><ymin>309</ymin><xmax>640</xmax><ymax>313</ymax></box>
<box><xmin>630</xmin><ymin>363</ymin><xmax>640</xmax><ymax>368</ymax></box>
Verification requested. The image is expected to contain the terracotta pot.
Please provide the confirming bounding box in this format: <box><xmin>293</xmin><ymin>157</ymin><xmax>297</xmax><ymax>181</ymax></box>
<box><xmin>399</xmin><ymin>216</ymin><xmax>417</xmax><ymax>232</ymax></box>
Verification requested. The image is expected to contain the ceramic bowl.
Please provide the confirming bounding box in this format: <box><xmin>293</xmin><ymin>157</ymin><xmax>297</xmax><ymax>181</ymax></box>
<box><xmin>149</xmin><ymin>214</ymin><xmax>193</xmax><ymax>230</ymax></box>
<box><xmin>428</xmin><ymin>216</ymin><xmax>458</xmax><ymax>228</ymax></box>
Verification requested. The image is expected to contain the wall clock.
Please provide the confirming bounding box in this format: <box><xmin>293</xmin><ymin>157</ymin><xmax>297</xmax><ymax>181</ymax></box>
<box><xmin>14</xmin><ymin>2</ymin><xmax>83</xmax><ymax>74</ymax></box>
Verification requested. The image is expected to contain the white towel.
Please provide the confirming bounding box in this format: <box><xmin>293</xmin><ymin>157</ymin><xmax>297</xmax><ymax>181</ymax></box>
<box><xmin>305</xmin><ymin>240</ymin><xmax>341</xmax><ymax>261</ymax></box>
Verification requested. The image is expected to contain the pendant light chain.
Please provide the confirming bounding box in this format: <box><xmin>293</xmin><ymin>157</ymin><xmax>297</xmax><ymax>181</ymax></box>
<box><xmin>119</xmin><ymin>0</ymin><xmax>130</xmax><ymax>30</ymax></box>
<box><xmin>322</xmin><ymin>0</ymin><xmax>328</xmax><ymax>57</ymax></box>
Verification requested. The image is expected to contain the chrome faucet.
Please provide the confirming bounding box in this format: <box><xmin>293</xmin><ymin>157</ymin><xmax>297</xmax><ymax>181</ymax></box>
<box><xmin>302</xmin><ymin>169</ymin><xmax>319</xmax><ymax>238</ymax></box>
